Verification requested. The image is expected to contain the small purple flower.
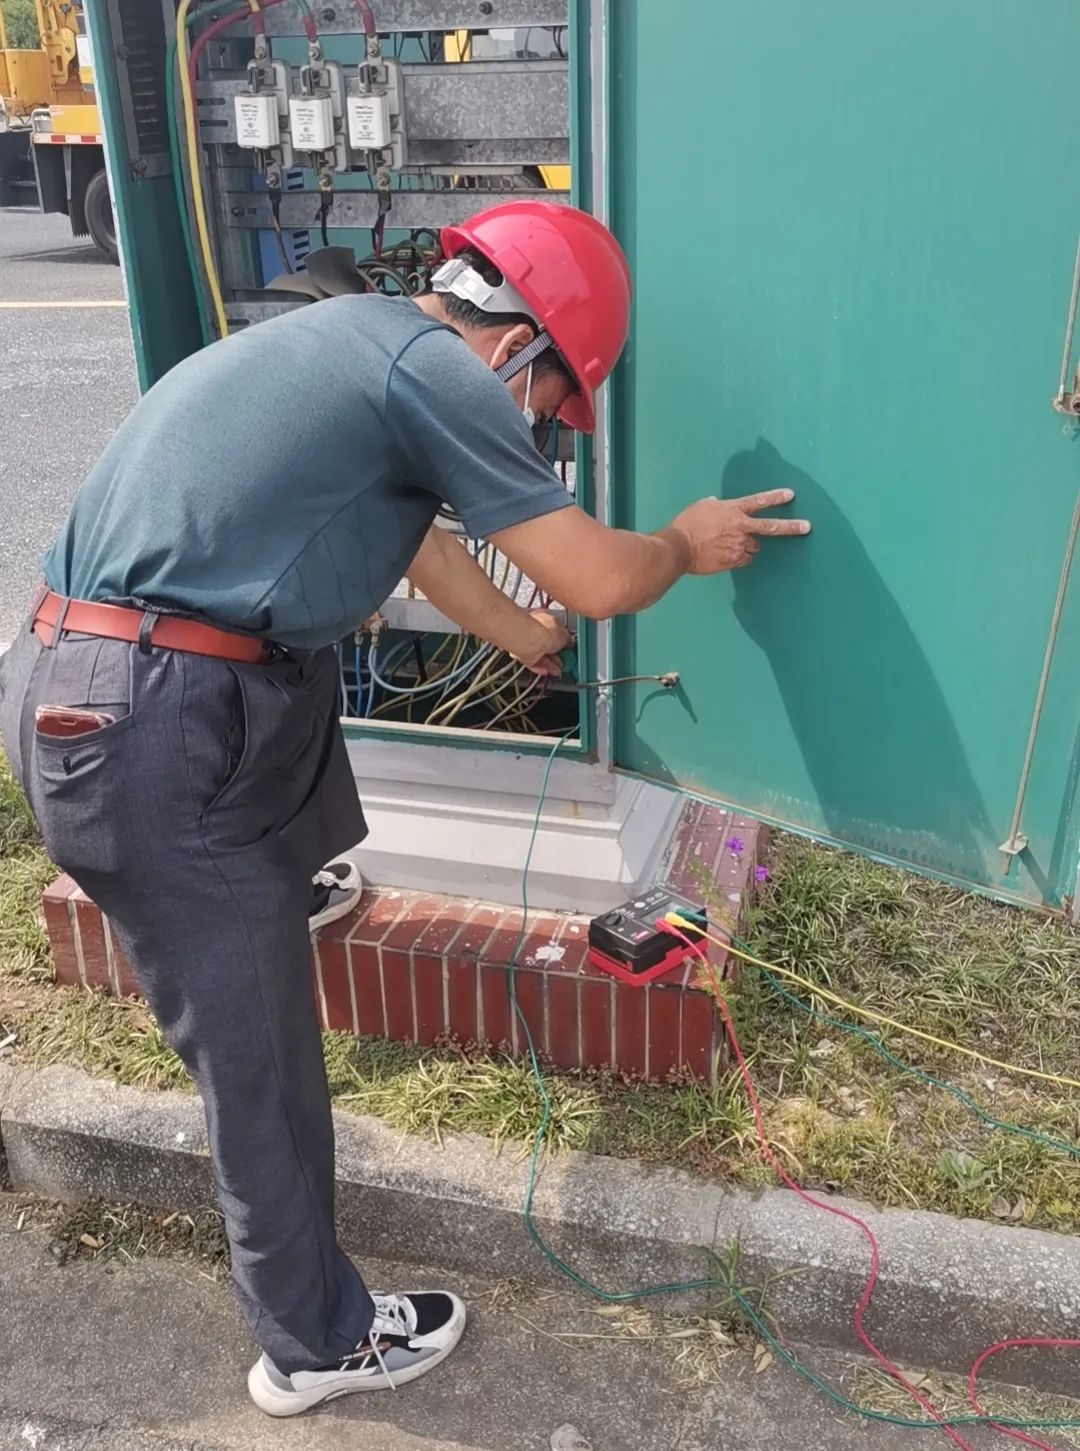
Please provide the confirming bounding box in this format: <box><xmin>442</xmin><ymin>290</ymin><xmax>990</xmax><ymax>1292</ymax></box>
<box><xmin>726</xmin><ymin>836</ymin><xmax>745</xmax><ymax>857</ymax></box>
<box><xmin>754</xmin><ymin>865</ymin><xmax>770</xmax><ymax>884</ymax></box>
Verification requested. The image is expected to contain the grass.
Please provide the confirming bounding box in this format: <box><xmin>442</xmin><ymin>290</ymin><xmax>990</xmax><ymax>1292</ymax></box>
<box><xmin>8</xmin><ymin>1195</ymin><xmax>230</xmax><ymax>1277</ymax></box>
<box><xmin>4</xmin><ymin>753</ymin><xmax>1080</xmax><ymax>1233</ymax></box>
<box><xmin>0</xmin><ymin>761</ymin><xmax>55</xmax><ymax>983</ymax></box>
<box><xmin>850</xmin><ymin>1365</ymin><xmax>1080</xmax><ymax>1447</ymax></box>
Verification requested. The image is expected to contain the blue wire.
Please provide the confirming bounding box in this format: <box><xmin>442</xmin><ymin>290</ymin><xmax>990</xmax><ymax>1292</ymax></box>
<box><xmin>368</xmin><ymin>639</ymin><xmax>492</xmax><ymax>698</ymax></box>
<box><xmin>365</xmin><ymin>641</ymin><xmax>378</xmax><ymax>718</ymax></box>
<box><xmin>354</xmin><ymin>641</ymin><xmax>364</xmax><ymax>716</ymax></box>
<box><xmin>336</xmin><ymin>643</ymin><xmax>352</xmax><ymax>718</ymax></box>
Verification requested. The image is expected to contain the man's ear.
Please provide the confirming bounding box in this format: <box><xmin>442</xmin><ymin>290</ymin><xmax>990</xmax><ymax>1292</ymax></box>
<box><xmin>489</xmin><ymin>323</ymin><xmax>537</xmax><ymax>373</ymax></box>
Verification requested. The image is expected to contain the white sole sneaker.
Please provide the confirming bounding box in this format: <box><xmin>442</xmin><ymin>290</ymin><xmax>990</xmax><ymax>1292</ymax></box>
<box><xmin>308</xmin><ymin>860</ymin><xmax>365</xmax><ymax>934</ymax></box>
<box><xmin>247</xmin><ymin>1291</ymin><xmax>467</xmax><ymax>1417</ymax></box>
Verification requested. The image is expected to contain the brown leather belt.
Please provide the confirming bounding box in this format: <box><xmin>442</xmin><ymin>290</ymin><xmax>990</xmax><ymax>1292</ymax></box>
<box><xmin>32</xmin><ymin>590</ymin><xmax>272</xmax><ymax>664</ymax></box>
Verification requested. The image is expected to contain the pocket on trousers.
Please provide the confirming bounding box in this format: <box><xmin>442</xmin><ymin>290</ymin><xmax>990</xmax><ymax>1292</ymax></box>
<box><xmin>180</xmin><ymin>661</ymin><xmax>250</xmax><ymax>818</ymax></box>
<box><xmin>30</xmin><ymin>710</ymin><xmax>138</xmax><ymax>878</ymax></box>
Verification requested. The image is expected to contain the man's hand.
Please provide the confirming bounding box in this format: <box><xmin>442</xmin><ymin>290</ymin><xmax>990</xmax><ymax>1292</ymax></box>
<box><xmin>406</xmin><ymin>527</ymin><xmax>572</xmax><ymax>669</ymax></box>
<box><xmin>509</xmin><ymin>609</ymin><xmax>572</xmax><ymax>677</ymax></box>
<box><xmin>491</xmin><ymin>492</ymin><xmax>811</xmax><ymax>621</ymax></box>
<box><xmin>670</xmin><ymin>490</ymin><xmax>811</xmax><ymax>574</ymax></box>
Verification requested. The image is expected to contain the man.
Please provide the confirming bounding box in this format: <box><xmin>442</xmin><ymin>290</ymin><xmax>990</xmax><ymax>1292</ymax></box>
<box><xmin>0</xmin><ymin>200</ymin><xmax>809</xmax><ymax>1416</ymax></box>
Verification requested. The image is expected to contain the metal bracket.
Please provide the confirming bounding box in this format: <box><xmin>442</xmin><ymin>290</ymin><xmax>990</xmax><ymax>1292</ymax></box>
<box><xmin>1053</xmin><ymin>235</ymin><xmax>1080</xmax><ymax>414</ymax></box>
<box><xmin>997</xmin><ymin>489</ymin><xmax>1080</xmax><ymax>871</ymax></box>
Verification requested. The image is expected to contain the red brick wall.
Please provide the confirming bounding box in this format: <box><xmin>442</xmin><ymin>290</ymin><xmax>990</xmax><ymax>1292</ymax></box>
<box><xmin>40</xmin><ymin>802</ymin><xmax>765</xmax><ymax>1083</ymax></box>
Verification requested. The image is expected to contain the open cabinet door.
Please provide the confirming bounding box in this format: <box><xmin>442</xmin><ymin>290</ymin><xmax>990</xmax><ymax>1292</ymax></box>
<box><xmin>608</xmin><ymin>2</ymin><xmax>1080</xmax><ymax>906</ymax></box>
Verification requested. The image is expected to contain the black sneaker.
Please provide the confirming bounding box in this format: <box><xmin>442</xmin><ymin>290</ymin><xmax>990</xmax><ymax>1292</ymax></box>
<box><xmin>247</xmin><ymin>1291</ymin><xmax>467</xmax><ymax>1416</ymax></box>
<box><xmin>309</xmin><ymin>860</ymin><xmax>364</xmax><ymax>933</ymax></box>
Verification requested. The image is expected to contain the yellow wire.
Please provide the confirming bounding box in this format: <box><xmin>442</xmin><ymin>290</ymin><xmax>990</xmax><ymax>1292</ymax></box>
<box><xmin>428</xmin><ymin>651</ymin><xmax>510</xmax><ymax>725</ymax></box>
<box><xmin>369</xmin><ymin>633</ymin><xmax>468</xmax><ymax>721</ymax></box>
<box><xmin>666</xmin><ymin>914</ymin><xmax>1080</xmax><ymax>1095</ymax></box>
<box><xmin>177</xmin><ymin>0</ymin><xmax>230</xmax><ymax>339</ymax></box>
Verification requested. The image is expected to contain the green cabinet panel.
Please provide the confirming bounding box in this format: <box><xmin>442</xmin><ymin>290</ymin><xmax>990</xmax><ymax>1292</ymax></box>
<box><xmin>85</xmin><ymin>0</ymin><xmax>202</xmax><ymax>390</ymax></box>
<box><xmin>609</xmin><ymin>2</ymin><xmax>1080</xmax><ymax>905</ymax></box>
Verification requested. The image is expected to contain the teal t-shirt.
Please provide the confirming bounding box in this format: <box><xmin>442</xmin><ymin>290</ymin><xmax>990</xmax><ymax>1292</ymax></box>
<box><xmin>43</xmin><ymin>295</ymin><xmax>572</xmax><ymax>650</ymax></box>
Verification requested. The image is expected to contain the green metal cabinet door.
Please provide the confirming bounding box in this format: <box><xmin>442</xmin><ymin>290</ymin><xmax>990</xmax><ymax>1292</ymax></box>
<box><xmin>609</xmin><ymin>1</ymin><xmax>1080</xmax><ymax>906</ymax></box>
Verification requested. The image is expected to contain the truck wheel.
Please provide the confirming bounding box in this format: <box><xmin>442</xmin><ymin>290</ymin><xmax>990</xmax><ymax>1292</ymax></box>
<box><xmin>84</xmin><ymin>169</ymin><xmax>118</xmax><ymax>263</ymax></box>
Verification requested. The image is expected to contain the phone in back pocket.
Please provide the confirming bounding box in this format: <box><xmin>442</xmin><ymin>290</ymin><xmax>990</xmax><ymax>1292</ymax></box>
<box><xmin>35</xmin><ymin>706</ymin><xmax>116</xmax><ymax>739</ymax></box>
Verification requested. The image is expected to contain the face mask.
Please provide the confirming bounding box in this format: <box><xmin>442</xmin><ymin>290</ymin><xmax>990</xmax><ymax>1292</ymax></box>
<box><xmin>521</xmin><ymin>359</ymin><xmax>535</xmax><ymax>428</ymax></box>
<box><xmin>501</xmin><ymin>345</ymin><xmax>555</xmax><ymax>456</ymax></box>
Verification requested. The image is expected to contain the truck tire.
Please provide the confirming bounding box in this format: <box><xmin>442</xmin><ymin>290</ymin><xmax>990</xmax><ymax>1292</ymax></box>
<box><xmin>84</xmin><ymin>169</ymin><xmax>118</xmax><ymax>263</ymax></box>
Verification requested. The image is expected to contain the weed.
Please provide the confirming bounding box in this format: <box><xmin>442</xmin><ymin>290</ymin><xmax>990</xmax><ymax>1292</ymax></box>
<box><xmin>6</xmin><ymin>750</ymin><xmax>1080</xmax><ymax>1235</ymax></box>
<box><xmin>25</xmin><ymin>1197</ymin><xmax>230</xmax><ymax>1275</ymax></box>
<box><xmin>338</xmin><ymin>1047</ymin><xmax>601</xmax><ymax>1155</ymax></box>
<box><xmin>851</xmin><ymin>1365</ymin><xmax>1080</xmax><ymax>1448</ymax></box>
<box><xmin>0</xmin><ymin>758</ymin><xmax>54</xmax><ymax>982</ymax></box>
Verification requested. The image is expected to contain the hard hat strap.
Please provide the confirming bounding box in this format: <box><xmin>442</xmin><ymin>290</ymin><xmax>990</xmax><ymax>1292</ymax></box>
<box><xmin>494</xmin><ymin>329</ymin><xmax>556</xmax><ymax>383</ymax></box>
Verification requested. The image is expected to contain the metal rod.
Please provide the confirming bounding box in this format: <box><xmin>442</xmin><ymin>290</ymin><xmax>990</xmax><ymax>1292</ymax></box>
<box><xmin>588</xmin><ymin>0</ymin><xmax>614</xmax><ymax>768</ymax></box>
<box><xmin>1057</xmin><ymin>235</ymin><xmax>1080</xmax><ymax>402</ymax></box>
<box><xmin>1000</xmin><ymin>489</ymin><xmax>1080</xmax><ymax>858</ymax></box>
<box><xmin>555</xmin><ymin>671</ymin><xmax>680</xmax><ymax>692</ymax></box>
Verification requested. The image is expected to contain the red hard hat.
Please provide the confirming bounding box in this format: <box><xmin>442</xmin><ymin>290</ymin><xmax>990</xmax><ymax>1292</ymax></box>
<box><xmin>441</xmin><ymin>200</ymin><xmax>632</xmax><ymax>433</ymax></box>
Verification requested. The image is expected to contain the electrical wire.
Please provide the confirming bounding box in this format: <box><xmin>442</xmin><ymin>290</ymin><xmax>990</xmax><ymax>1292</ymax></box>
<box><xmin>177</xmin><ymin>0</ymin><xmax>291</xmax><ymax>338</ymax></box>
<box><xmin>166</xmin><ymin>0</ymin><xmax>290</xmax><ymax>337</ymax></box>
<box><xmin>365</xmin><ymin>640</ymin><xmax>378</xmax><ymax>717</ymax></box>
<box><xmin>336</xmin><ymin>642</ymin><xmax>351</xmax><ymax>716</ymax></box>
<box><xmin>174</xmin><ymin>0</ymin><xmax>227</xmax><ymax>338</ymax></box>
<box><xmin>737</xmin><ymin>948</ymin><xmax>1080</xmax><ymax>1174</ymax></box>
<box><xmin>380</xmin><ymin>633</ymin><xmax>471</xmax><ymax>718</ymax></box>
<box><xmin>424</xmin><ymin>653</ymin><xmax>507</xmax><ymax>725</ymax></box>
<box><xmin>667</xmin><ymin>918</ymin><xmax>1080</xmax><ymax>1096</ymax></box>
<box><xmin>662</xmin><ymin>921</ymin><xmax>974</xmax><ymax>1448</ymax></box>
<box><xmin>484</xmin><ymin>670</ymin><xmax>545</xmax><ymax>730</ymax></box>
<box><xmin>316</xmin><ymin>187</ymin><xmax>332</xmax><ymax>249</ymax></box>
<box><xmin>501</xmin><ymin>740</ymin><xmax>1080</xmax><ymax>1443</ymax></box>
<box><xmin>176</xmin><ymin>0</ymin><xmax>321</xmax><ymax>334</ymax></box>
<box><xmin>352</xmin><ymin>0</ymin><xmax>378</xmax><ymax>39</ymax></box>
<box><xmin>176</xmin><ymin>0</ymin><xmax>255</xmax><ymax>338</ymax></box>
<box><xmin>268</xmin><ymin>184</ymin><xmax>293</xmax><ymax>271</ymax></box>
<box><xmin>426</xmin><ymin>651</ymin><xmax>528</xmax><ymax>726</ymax></box>
<box><xmin>367</xmin><ymin>636</ymin><xmax>491</xmax><ymax>699</ymax></box>
<box><xmin>164</xmin><ymin>36</ymin><xmax>211</xmax><ymax>345</ymax></box>
<box><xmin>969</xmin><ymin>1340</ymin><xmax>1080</xmax><ymax>1450</ymax></box>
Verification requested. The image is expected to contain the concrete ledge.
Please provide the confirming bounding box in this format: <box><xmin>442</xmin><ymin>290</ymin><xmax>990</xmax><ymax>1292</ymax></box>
<box><xmin>4</xmin><ymin>1064</ymin><xmax>1080</xmax><ymax>1394</ymax></box>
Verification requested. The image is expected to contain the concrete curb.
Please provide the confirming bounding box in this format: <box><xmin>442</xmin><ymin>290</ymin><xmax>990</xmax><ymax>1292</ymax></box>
<box><xmin>3</xmin><ymin>1063</ymin><xmax>1079</xmax><ymax>1394</ymax></box>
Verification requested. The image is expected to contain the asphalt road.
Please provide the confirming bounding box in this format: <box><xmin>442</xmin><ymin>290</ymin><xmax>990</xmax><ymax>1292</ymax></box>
<box><xmin>0</xmin><ymin>207</ymin><xmax>136</xmax><ymax>642</ymax></box>
<box><xmin>0</xmin><ymin>1193</ymin><xmax>986</xmax><ymax>1451</ymax></box>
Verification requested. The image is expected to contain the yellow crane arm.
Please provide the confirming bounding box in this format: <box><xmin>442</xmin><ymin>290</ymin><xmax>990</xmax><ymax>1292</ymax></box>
<box><xmin>34</xmin><ymin>0</ymin><xmax>77</xmax><ymax>83</ymax></box>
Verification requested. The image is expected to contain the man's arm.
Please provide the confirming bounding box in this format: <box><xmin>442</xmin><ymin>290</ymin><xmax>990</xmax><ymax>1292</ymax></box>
<box><xmin>406</xmin><ymin>526</ymin><xmax>571</xmax><ymax>673</ymax></box>
<box><xmin>491</xmin><ymin>491</ymin><xmax>811</xmax><ymax>620</ymax></box>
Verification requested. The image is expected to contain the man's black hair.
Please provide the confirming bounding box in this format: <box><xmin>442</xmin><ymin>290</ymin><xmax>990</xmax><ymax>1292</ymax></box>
<box><xmin>435</xmin><ymin>247</ymin><xmax>575</xmax><ymax>387</ymax></box>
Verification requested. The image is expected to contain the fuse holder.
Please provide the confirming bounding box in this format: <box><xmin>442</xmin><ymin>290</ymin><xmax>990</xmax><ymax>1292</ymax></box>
<box><xmin>347</xmin><ymin>92</ymin><xmax>391</xmax><ymax>150</ymax></box>
<box><xmin>289</xmin><ymin>93</ymin><xmax>335</xmax><ymax>151</ymax></box>
<box><xmin>234</xmin><ymin>93</ymin><xmax>280</xmax><ymax>149</ymax></box>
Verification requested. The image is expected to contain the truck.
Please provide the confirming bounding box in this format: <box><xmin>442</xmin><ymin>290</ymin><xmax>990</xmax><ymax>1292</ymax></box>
<box><xmin>0</xmin><ymin>0</ymin><xmax>115</xmax><ymax>260</ymax></box>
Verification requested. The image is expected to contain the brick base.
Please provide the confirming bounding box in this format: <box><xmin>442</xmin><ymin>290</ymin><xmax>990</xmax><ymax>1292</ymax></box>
<box><xmin>40</xmin><ymin>801</ymin><xmax>764</xmax><ymax>1083</ymax></box>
